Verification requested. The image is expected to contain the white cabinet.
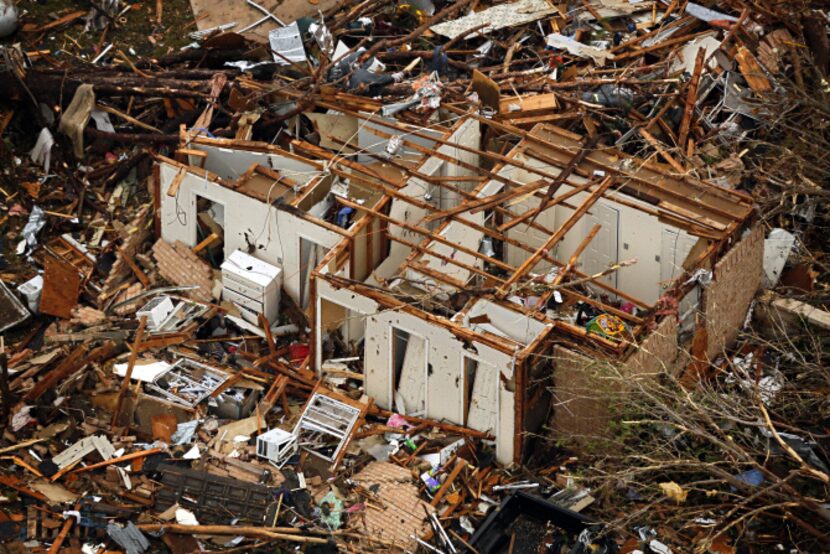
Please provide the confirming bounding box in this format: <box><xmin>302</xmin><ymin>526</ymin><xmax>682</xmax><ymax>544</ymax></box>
<box><xmin>221</xmin><ymin>250</ymin><xmax>282</xmax><ymax>325</ymax></box>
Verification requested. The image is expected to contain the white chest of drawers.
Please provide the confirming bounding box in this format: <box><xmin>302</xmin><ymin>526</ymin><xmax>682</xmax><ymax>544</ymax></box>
<box><xmin>221</xmin><ymin>250</ymin><xmax>282</xmax><ymax>325</ymax></box>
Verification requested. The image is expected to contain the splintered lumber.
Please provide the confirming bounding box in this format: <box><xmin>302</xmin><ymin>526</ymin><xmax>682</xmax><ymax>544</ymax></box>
<box><xmin>117</xmin><ymin>245</ymin><xmax>151</xmax><ymax>286</ymax></box>
<box><xmin>527</xmin><ymin>131</ymin><xmax>603</xmax><ymax>228</ymax></box>
<box><xmin>166</xmin><ymin>167</ymin><xmax>187</xmax><ymax>197</ymax></box>
<box><xmin>47</xmin><ymin>504</ymin><xmax>78</xmax><ymax>554</ymax></box>
<box><xmin>553</xmin><ymin>224</ymin><xmax>601</xmax><ymax>286</ymax></box>
<box><xmin>370</xmin><ymin>406</ymin><xmax>493</xmax><ymax>439</ymax></box>
<box><xmin>69</xmin><ymin>448</ymin><xmax>163</xmax><ymax>475</ymax></box>
<box><xmin>22</xmin><ymin>341</ymin><xmax>116</xmax><ymax>402</ymax></box>
<box><xmin>431</xmin><ymin>458</ymin><xmax>467</xmax><ymax>507</ymax></box>
<box><xmin>192</xmin><ymin>232</ymin><xmax>221</xmax><ymax>254</ymax></box>
<box><xmin>0</xmin><ymin>438</ymin><xmax>46</xmax><ymax>455</ymax></box>
<box><xmin>639</xmin><ymin>128</ymin><xmax>686</xmax><ymax>173</ymax></box>
<box><xmin>111</xmin><ymin>316</ymin><xmax>148</xmax><ymax>430</ymax></box>
<box><xmin>677</xmin><ymin>47</ymin><xmax>707</xmax><ymax>151</ymax></box>
<box><xmin>0</xmin><ymin>475</ymin><xmax>49</xmax><ymax>502</ymax></box>
<box><xmin>135</xmin><ymin>524</ymin><xmax>329</xmax><ymax>543</ymax></box>
<box><xmin>496</xmin><ymin>176</ymin><xmax>615</xmax><ymax>297</ymax></box>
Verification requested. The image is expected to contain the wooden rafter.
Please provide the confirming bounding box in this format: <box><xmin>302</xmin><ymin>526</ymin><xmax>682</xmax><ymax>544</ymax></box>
<box><xmin>496</xmin><ymin>176</ymin><xmax>616</xmax><ymax>298</ymax></box>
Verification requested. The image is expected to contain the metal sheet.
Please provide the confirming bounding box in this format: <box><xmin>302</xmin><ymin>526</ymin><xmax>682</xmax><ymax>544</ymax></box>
<box><xmin>430</xmin><ymin>0</ymin><xmax>555</xmax><ymax>39</ymax></box>
<box><xmin>0</xmin><ymin>280</ymin><xmax>29</xmax><ymax>332</ymax></box>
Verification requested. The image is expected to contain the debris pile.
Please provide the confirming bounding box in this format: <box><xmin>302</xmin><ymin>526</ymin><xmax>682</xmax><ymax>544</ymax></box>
<box><xmin>0</xmin><ymin>0</ymin><xmax>828</xmax><ymax>552</ymax></box>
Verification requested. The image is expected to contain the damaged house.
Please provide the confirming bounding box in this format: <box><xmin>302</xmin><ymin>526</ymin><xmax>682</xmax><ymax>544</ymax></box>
<box><xmin>156</xmin><ymin>104</ymin><xmax>761</xmax><ymax>464</ymax></box>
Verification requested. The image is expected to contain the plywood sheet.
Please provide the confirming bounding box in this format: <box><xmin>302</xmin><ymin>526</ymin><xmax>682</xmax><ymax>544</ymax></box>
<box><xmin>40</xmin><ymin>256</ymin><xmax>81</xmax><ymax>319</ymax></box>
<box><xmin>189</xmin><ymin>0</ymin><xmax>340</xmax><ymax>42</ymax></box>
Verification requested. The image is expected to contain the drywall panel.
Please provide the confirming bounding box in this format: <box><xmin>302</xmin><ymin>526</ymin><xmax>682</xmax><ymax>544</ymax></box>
<box><xmin>660</xmin><ymin>228</ymin><xmax>698</xmax><ymax>285</ymax></box>
<box><xmin>505</xmin><ymin>194</ymin><xmax>559</xmax><ymax>269</ymax></box>
<box><xmin>386</xmin><ymin>157</ymin><xmax>442</xmax><ymax>268</ymax></box>
<box><xmin>434</xmin><ymin>118</ymin><xmax>482</xmax><ymax>210</ymax></box>
<box><xmin>555</xmin><ymin>189</ymin><xmax>667</xmax><ymax>303</ymax></box>
<box><xmin>463</xmin><ymin>299</ymin><xmax>548</xmax><ymax>345</ymax></box>
<box><xmin>190</xmin><ymin>143</ymin><xmax>318</xmax><ymax>182</ymax></box>
<box><xmin>306</xmin><ymin>112</ymin><xmax>359</xmax><ymax>151</ymax></box>
<box><xmin>159</xmin><ymin>163</ymin><xmax>341</xmax><ymax>305</ymax></box>
<box><xmin>357</xmin><ymin>116</ymin><xmax>441</xmax><ymax>163</ymax></box>
<box><xmin>420</xmin><ymin>211</ymin><xmax>486</xmax><ymax>286</ymax></box>
<box><xmin>496</xmin><ymin>155</ymin><xmax>687</xmax><ymax>305</ymax></box>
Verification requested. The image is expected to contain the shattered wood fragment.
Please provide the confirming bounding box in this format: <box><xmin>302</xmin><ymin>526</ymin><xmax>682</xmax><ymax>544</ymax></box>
<box><xmin>70</xmin><ymin>447</ymin><xmax>163</xmax><ymax>475</ymax></box>
<box><xmin>111</xmin><ymin>316</ymin><xmax>148</xmax><ymax>431</ymax></box>
<box><xmin>735</xmin><ymin>45</ymin><xmax>773</xmax><ymax>92</ymax></box>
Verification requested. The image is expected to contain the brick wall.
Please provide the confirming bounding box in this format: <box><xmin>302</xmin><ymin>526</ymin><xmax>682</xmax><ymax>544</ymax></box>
<box><xmin>152</xmin><ymin>239</ymin><xmax>215</xmax><ymax>303</ymax></box>
<box><xmin>549</xmin><ymin>347</ymin><xmax>608</xmax><ymax>438</ymax></box>
<box><xmin>100</xmin><ymin>204</ymin><xmax>152</xmax><ymax>302</ymax></box>
<box><xmin>550</xmin><ymin>316</ymin><xmax>679</xmax><ymax>439</ymax></box>
<box><xmin>351</xmin><ymin>461</ymin><xmax>434</xmax><ymax>550</ymax></box>
<box><xmin>548</xmin><ymin>225</ymin><xmax>764</xmax><ymax>441</ymax></box>
<box><xmin>625</xmin><ymin>315</ymin><xmax>679</xmax><ymax>375</ymax></box>
<box><xmin>703</xmin><ymin>224</ymin><xmax>764</xmax><ymax>359</ymax></box>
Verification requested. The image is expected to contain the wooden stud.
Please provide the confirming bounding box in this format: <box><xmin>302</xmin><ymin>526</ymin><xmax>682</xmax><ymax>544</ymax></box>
<box><xmin>165</xmin><ymin>167</ymin><xmax>186</xmax><ymax>197</ymax></box>
<box><xmin>117</xmin><ymin>245</ymin><xmax>151</xmax><ymax>287</ymax></box>
<box><xmin>677</xmin><ymin>47</ymin><xmax>707</xmax><ymax>151</ymax></box>
<box><xmin>111</xmin><ymin>316</ymin><xmax>147</xmax><ymax>431</ymax></box>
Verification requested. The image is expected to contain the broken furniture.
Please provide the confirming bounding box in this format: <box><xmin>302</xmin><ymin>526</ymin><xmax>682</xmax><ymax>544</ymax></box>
<box><xmin>136</xmin><ymin>295</ymin><xmax>211</xmax><ymax>334</ymax></box>
<box><xmin>293</xmin><ymin>389</ymin><xmax>364</xmax><ymax>465</ymax></box>
<box><xmin>254</xmin><ymin>387</ymin><xmax>366</xmax><ymax>468</ymax></box>
<box><xmin>221</xmin><ymin>249</ymin><xmax>282</xmax><ymax>326</ymax></box>
<box><xmin>154</xmin><ymin>464</ymin><xmax>274</xmax><ymax>524</ymax></box>
<box><xmin>38</xmin><ymin>234</ymin><xmax>97</xmax><ymax>318</ymax></box>
<box><xmin>145</xmin><ymin>358</ymin><xmax>229</xmax><ymax>408</ymax></box>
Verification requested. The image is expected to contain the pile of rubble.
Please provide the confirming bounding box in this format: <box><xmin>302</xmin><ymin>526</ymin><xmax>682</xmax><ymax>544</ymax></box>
<box><xmin>0</xmin><ymin>0</ymin><xmax>828</xmax><ymax>552</ymax></box>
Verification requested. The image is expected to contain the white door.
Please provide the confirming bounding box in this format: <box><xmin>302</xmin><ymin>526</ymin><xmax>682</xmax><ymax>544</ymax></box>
<box><xmin>464</xmin><ymin>357</ymin><xmax>498</xmax><ymax>434</ymax></box>
<box><xmin>393</xmin><ymin>329</ymin><xmax>426</xmax><ymax>417</ymax></box>
<box><xmin>660</xmin><ymin>228</ymin><xmax>698</xmax><ymax>286</ymax></box>
<box><xmin>582</xmin><ymin>202</ymin><xmax>620</xmax><ymax>287</ymax></box>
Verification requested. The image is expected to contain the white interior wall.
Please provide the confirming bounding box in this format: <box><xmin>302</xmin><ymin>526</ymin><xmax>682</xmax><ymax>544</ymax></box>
<box><xmin>497</xmin><ymin>156</ymin><xmax>696</xmax><ymax>305</ymax></box>
<box><xmin>357</xmin><ymin>116</ymin><xmax>441</xmax><ymax>163</ymax></box>
<box><xmin>189</xmin><ymin>144</ymin><xmax>319</xmax><ymax>182</ymax></box>
<box><xmin>384</xmin><ymin>119</ymin><xmax>481</xmax><ymax>272</ymax></box>
<box><xmin>359</xmin><ymin>306</ymin><xmax>516</xmax><ymax>463</ymax></box>
<box><xmin>159</xmin><ymin>163</ymin><xmax>342</xmax><ymax>305</ymax></box>
<box><xmin>415</xmin><ymin>209</ymin><xmax>486</xmax><ymax>288</ymax></box>
<box><xmin>434</xmin><ymin>119</ymin><xmax>482</xmax><ymax>209</ymax></box>
<box><xmin>387</xmin><ymin>158</ymin><xmax>442</xmax><ymax>270</ymax></box>
<box><xmin>552</xmin><ymin>187</ymin><xmax>692</xmax><ymax>304</ymax></box>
